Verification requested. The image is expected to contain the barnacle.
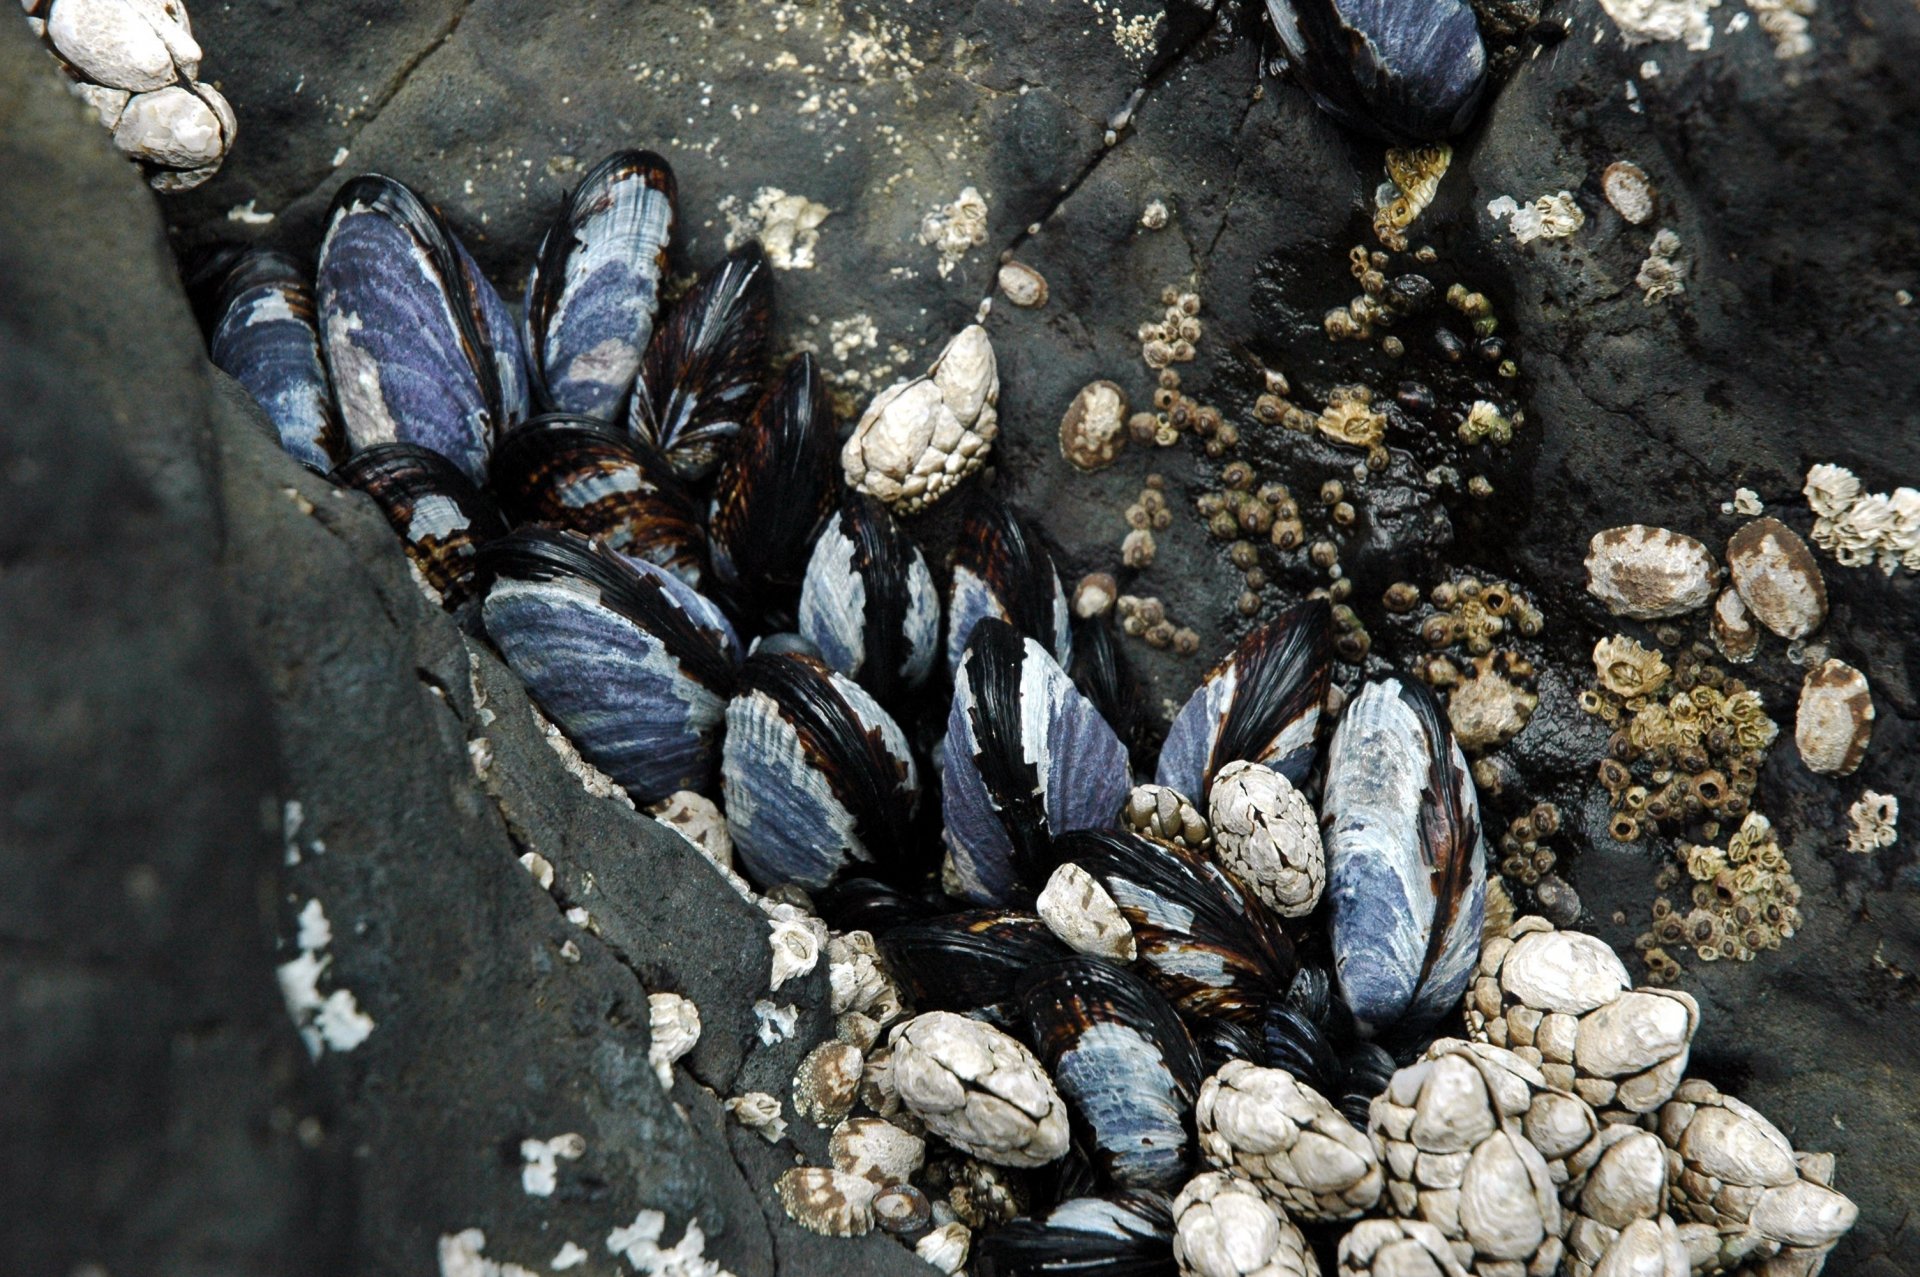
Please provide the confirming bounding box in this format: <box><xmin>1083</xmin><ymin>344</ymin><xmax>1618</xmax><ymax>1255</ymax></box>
<box><xmin>1649</xmin><ymin>812</ymin><xmax>1803</xmax><ymax>977</ymax></box>
<box><xmin>1372</xmin><ymin>145</ymin><xmax>1452</xmax><ymax>250</ymax></box>
<box><xmin>1593</xmin><ymin>635</ymin><xmax>1670</xmax><ymax>699</ymax></box>
<box><xmin>1315</xmin><ymin>384</ymin><xmax>1388</xmax><ymax>469</ymax></box>
<box><xmin>1496</xmin><ymin>801</ymin><xmax>1562</xmax><ymax>886</ymax></box>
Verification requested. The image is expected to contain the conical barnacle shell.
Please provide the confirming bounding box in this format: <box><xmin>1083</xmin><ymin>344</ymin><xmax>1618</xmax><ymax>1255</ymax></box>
<box><xmin>798</xmin><ymin>495</ymin><xmax>941</xmax><ymax>703</ymax></box>
<box><xmin>1335</xmin><ymin>1219</ymin><xmax>1468</xmax><ymax>1277</ymax></box>
<box><xmin>479</xmin><ymin>529</ymin><xmax>739</xmax><ymax>802</ymax></box>
<box><xmin>1156</xmin><ymin>600</ymin><xmax>1333</xmax><ymax>798</ymax></box>
<box><xmin>880</xmin><ymin>910</ymin><xmax>1070</xmax><ymax>1015</ymax></box>
<box><xmin>1587</xmin><ymin>1216</ymin><xmax>1689</xmax><ymax>1277</ymax></box>
<box><xmin>943</xmin><ymin>618</ymin><xmax>1130</xmax><ymax>905</ymax></box>
<box><xmin>1325</xmin><ymin>677</ymin><xmax>1486</xmax><ymax>1038</ymax></box>
<box><xmin>46</xmin><ymin>0</ymin><xmax>201</xmax><ymax>91</ymax></box>
<box><xmin>1017</xmin><ymin>958</ymin><xmax>1204</xmax><ymax>1191</ymax></box>
<box><xmin>1172</xmin><ymin>1171</ymin><xmax>1319</xmax><ymax>1277</ymax></box>
<box><xmin>317</xmin><ymin>175</ymin><xmax>528</xmax><ymax>486</ymax></box>
<box><xmin>973</xmin><ymin>1192</ymin><xmax>1176</xmax><ymax>1274</ymax></box>
<box><xmin>830</xmin><ymin>1115</ymin><xmax>926</xmax><ymax>1186</ymax></box>
<box><xmin>629</xmin><ymin>242</ymin><xmax>773</xmax><ymax>479</ymax></box>
<box><xmin>1209</xmin><ymin>760</ymin><xmax>1324</xmax><ymax>919</ymax></box>
<box><xmin>843</xmin><ymin>324</ymin><xmax>999</xmax><ymax>514</ymax></box>
<box><xmin>946</xmin><ymin>495</ymin><xmax>1072</xmax><ymax>677</ymax></box>
<box><xmin>1037</xmin><ymin>862</ymin><xmax>1136</xmax><ymax>962</ymax></box>
<box><xmin>208</xmin><ymin>247</ymin><xmax>345</xmax><ymax>473</ymax></box>
<box><xmin>1058</xmin><ymin>829</ymin><xmax>1297</xmax><ymax>1024</ymax></box>
<box><xmin>1195</xmin><ymin>1058</ymin><xmax>1384</xmax><ymax>1223</ymax></box>
<box><xmin>887</xmin><ymin>1010</ymin><xmax>1070</xmax><ymax>1168</ymax></box>
<box><xmin>708</xmin><ymin>353</ymin><xmax>838</xmax><ymax>628</ymax></box>
<box><xmin>489</xmin><ymin>414</ymin><xmax>706</xmax><ymax>586</ymax></box>
<box><xmin>777</xmin><ymin>1165</ymin><xmax>879</xmax><ymax>1236</ymax></box>
<box><xmin>333</xmin><ymin>442</ymin><xmax>507</xmax><ymax>610</ymax></box>
<box><xmin>721</xmin><ymin>651</ymin><xmax>919</xmax><ymax>891</ymax></box>
<box><xmin>523</xmin><ymin>149</ymin><xmax>676</xmax><ymax>420</ymax></box>
<box><xmin>1262</xmin><ymin>0</ymin><xmax>1487</xmax><ymax>142</ymax></box>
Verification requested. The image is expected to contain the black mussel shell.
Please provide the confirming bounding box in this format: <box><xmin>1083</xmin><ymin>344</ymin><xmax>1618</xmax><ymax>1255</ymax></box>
<box><xmin>947</xmin><ymin>494</ymin><xmax>1072</xmax><ymax>676</ymax></box>
<box><xmin>1338</xmin><ymin>1042</ymin><xmax>1398</xmax><ymax>1128</ymax></box>
<box><xmin>813</xmin><ymin>876</ymin><xmax>940</xmax><ymax>934</ymax></box>
<box><xmin>629</xmin><ymin>241</ymin><xmax>773</xmax><ymax>479</ymax></box>
<box><xmin>206</xmin><ymin>247</ymin><xmax>346</xmax><ymax>473</ymax></box>
<box><xmin>1154</xmin><ymin>598</ymin><xmax>1332</xmax><ymax>798</ymax></box>
<box><xmin>333</xmin><ymin>442</ymin><xmax>507</xmax><ymax>610</ymax></box>
<box><xmin>1018</xmin><ymin>959</ymin><xmax>1203</xmax><ymax>1192</ymax></box>
<box><xmin>489</xmin><ymin>413</ymin><xmax>706</xmax><ymax>586</ymax></box>
<box><xmin>798</xmin><ymin>494</ymin><xmax>941</xmax><ymax>704</ymax></box>
<box><xmin>709</xmin><ymin>353</ymin><xmax>837</xmax><ymax>629</ymax></box>
<box><xmin>1070</xmin><ymin>613</ymin><xmax>1140</xmax><ymax>754</ymax></box>
<box><xmin>1194</xmin><ymin>1019</ymin><xmax>1266</xmax><ymax>1076</ymax></box>
<box><xmin>973</xmin><ymin>1191</ymin><xmax>1175</xmax><ymax>1277</ymax></box>
<box><xmin>1264</xmin><ymin>0</ymin><xmax>1489</xmax><ymax>142</ymax></box>
<box><xmin>1055</xmin><ymin>830</ymin><xmax>1296</xmax><ymax>1026</ymax></box>
<box><xmin>881</xmin><ymin>911</ymin><xmax>1069</xmax><ymax>1014</ymax></box>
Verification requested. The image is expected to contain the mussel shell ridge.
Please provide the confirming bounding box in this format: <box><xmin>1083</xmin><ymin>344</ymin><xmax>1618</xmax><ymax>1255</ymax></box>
<box><xmin>333</xmin><ymin>442</ymin><xmax>506</xmax><ymax>609</ymax></box>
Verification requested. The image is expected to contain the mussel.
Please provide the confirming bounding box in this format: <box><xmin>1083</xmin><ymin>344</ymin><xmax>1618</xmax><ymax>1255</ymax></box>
<box><xmin>721</xmin><ymin>651</ymin><xmax>919</xmax><ymax>890</ymax></box>
<box><xmin>332</xmin><ymin>442</ymin><xmax>506</xmax><ymax>610</ymax></box>
<box><xmin>1054</xmin><ymin>830</ymin><xmax>1296</xmax><ymax>1026</ymax></box>
<box><xmin>489</xmin><ymin>414</ymin><xmax>706</xmax><ymax>586</ymax></box>
<box><xmin>1155</xmin><ymin>599</ymin><xmax>1331</xmax><ymax>799</ymax></box>
<box><xmin>1260</xmin><ymin>967</ymin><xmax>1396</xmax><ymax>1129</ymax></box>
<box><xmin>943</xmin><ymin>619</ymin><xmax>1131</xmax><ymax>906</ymax></box>
<box><xmin>523</xmin><ymin>150</ymin><xmax>676</xmax><ymax>420</ymax></box>
<box><xmin>1018</xmin><ymin>959</ymin><xmax>1203</xmax><ymax>1191</ymax></box>
<box><xmin>1069</xmin><ymin>613</ymin><xmax>1140</xmax><ymax>755</ymax></box>
<box><xmin>1323</xmin><ymin>675</ymin><xmax>1487</xmax><ymax>1038</ymax></box>
<box><xmin>947</xmin><ymin>495</ymin><xmax>1073</xmax><ymax>677</ymax></box>
<box><xmin>629</xmin><ymin>242</ymin><xmax>773</xmax><ymax>479</ymax></box>
<box><xmin>882</xmin><ymin>910</ymin><xmax>1069</xmax><ymax>1016</ymax></box>
<box><xmin>206</xmin><ymin>247</ymin><xmax>345</xmax><ymax>473</ymax></box>
<box><xmin>1264</xmin><ymin>0</ymin><xmax>1489</xmax><ymax>142</ymax></box>
<box><xmin>797</xmin><ymin>495</ymin><xmax>940</xmax><ymax>705</ymax></box>
<box><xmin>708</xmin><ymin>353</ymin><xmax>838</xmax><ymax>628</ymax></box>
<box><xmin>972</xmin><ymin>1191</ymin><xmax>1175</xmax><ymax>1277</ymax></box>
<box><xmin>315</xmin><ymin>174</ymin><xmax>528</xmax><ymax>485</ymax></box>
<box><xmin>478</xmin><ymin>529</ymin><xmax>738</xmax><ymax>803</ymax></box>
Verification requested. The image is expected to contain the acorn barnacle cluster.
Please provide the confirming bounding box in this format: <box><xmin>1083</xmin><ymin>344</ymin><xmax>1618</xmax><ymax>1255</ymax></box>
<box><xmin>1640</xmin><ymin>810</ymin><xmax>1804</xmax><ymax>975</ymax></box>
<box><xmin>1493</xmin><ymin>801</ymin><xmax>1561</xmax><ymax>888</ymax></box>
<box><xmin>1803</xmin><ymin>461</ymin><xmax>1920</xmax><ymax>574</ymax></box>
<box><xmin>1193</xmin><ymin>467</ymin><xmax>1368</xmax><ymax>653</ymax></box>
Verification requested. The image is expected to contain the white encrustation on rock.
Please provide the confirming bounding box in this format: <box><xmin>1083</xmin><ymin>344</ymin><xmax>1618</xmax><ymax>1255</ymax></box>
<box><xmin>1655</xmin><ymin>1078</ymin><xmax>1857</xmax><ymax>1272</ymax></box>
<box><xmin>1195</xmin><ymin>1059</ymin><xmax>1382</xmax><ymax>1223</ymax></box>
<box><xmin>1335</xmin><ymin>1219</ymin><xmax>1469</xmax><ymax>1277</ymax></box>
<box><xmin>645</xmin><ymin>992</ymin><xmax>700</xmax><ymax>1091</ymax></box>
<box><xmin>1208</xmin><ymin>760</ymin><xmax>1325</xmax><ymax>918</ymax></box>
<box><xmin>1465</xmin><ymin>916</ymin><xmax>1699</xmax><ymax>1113</ymax></box>
<box><xmin>1172</xmin><ymin>1171</ymin><xmax>1319</xmax><ymax>1277</ymax></box>
<box><xmin>1369</xmin><ymin>1039</ymin><xmax>1602</xmax><ymax>1277</ymax></box>
<box><xmin>1037</xmin><ymin>861</ymin><xmax>1137</xmax><ymax>961</ymax></box>
<box><xmin>842</xmin><ymin>325</ymin><xmax>998</xmax><ymax>514</ymax></box>
<box><xmin>27</xmin><ymin>0</ymin><xmax>237</xmax><ymax>190</ymax></box>
<box><xmin>887</xmin><ymin>1010</ymin><xmax>1070</xmax><ymax>1167</ymax></box>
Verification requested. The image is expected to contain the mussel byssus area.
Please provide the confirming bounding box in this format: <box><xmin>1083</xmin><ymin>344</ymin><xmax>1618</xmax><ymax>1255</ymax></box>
<box><xmin>10</xmin><ymin>0</ymin><xmax>1916</xmax><ymax>1273</ymax></box>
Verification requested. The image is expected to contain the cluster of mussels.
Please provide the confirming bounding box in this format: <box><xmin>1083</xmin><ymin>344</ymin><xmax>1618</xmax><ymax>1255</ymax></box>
<box><xmin>195</xmin><ymin>149</ymin><xmax>1855</xmax><ymax>1277</ymax></box>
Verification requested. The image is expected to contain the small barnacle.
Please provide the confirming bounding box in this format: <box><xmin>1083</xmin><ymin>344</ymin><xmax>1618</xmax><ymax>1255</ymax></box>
<box><xmin>1847</xmin><ymin>790</ymin><xmax>1900</xmax><ymax>854</ymax></box>
<box><xmin>1072</xmin><ymin>573</ymin><xmax>1118</xmax><ymax>618</ymax></box>
<box><xmin>1121</xmin><ymin>528</ymin><xmax>1156</xmax><ymax>568</ymax></box>
<box><xmin>1315</xmin><ymin>384</ymin><xmax>1387</xmax><ymax>461</ymax></box>
<box><xmin>1593</xmin><ymin>635</ymin><xmax>1672</xmax><ymax>698</ymax></box>
<box><xmin>1383</xmin><ymin>581</ymin><xmax>1422</xmax><ymax>613</ymax></box>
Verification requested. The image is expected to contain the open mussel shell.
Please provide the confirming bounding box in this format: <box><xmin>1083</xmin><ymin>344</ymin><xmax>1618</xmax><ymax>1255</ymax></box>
<box><xmin>944</xmin><ymin>618</ymin><xmax>1130</xmax><ymax>906</ymax></box>
<box><xmin>972</xmin><ymin>1191</ymin><xmax>1174</xmax><ymax>1277</ymax></box>
<box><xmin>489</xmin><ymin>413</ymin><xmax>706</xmax><ymax>586</ymax></box>
<box><xmin>1017</xmin><ymin>959</ymin><xmax>1203</xmax><ymax>1192</ymax></box>
<box><xmin>316</xmin><ymin>174</ymin><xmax>529</xmax><ymax>486</ymax></box>
<box><xmin>881</xmin><ymin>910</ymin><xmax>1068</xmax><ymax>1016</ymax></box>
<box><xmin>478</xmin><ymin>528</ymin><xmax>739</xmax><ymax>803</ymax></box>
<box><xmin>333</xmin><ymin>442</ymin><xmax>506</xmax><ymax>610</ymax></box>
<box><xmin>1155</xmin><ymin>598</ymin><xmax>1331</xmax><ymax>799</ymax></box>
<box><xmin>629</xmin><ymin>241</ymin><xmax>772</xmax><ymax>479</ymax></box>
<box><xmin>1264</xmin><ymin>0</ymin><xmax>1488</xmax><ymax>142</ymax></box>
<box><xmin>798</xmin><ymin>495</ymin><xmax>940</xmax><ymax>704</ymax></box>
<box><xmin>523</xmin><ymin>149</ymin><xmax>676</xmax><ymax>420</ymax></box>
<box><xmin>721</xmin><ymin>651</ymin><xmax>919</xmax><ymax>891</ymax></box>
<box><xmin>709</xmin><ymin>353</ymin><xmax>837</xmax><ymax>629</ymax></box>
<box><xmin>1055</xmin><ymin>830</ymin><xmax>1296</xmax><ymax>1026</ymax></box>
<box><xmin>207</xmin><ymin>247</ymin><xmax>345</xmax><ymax>473</ymax></box>
<box><xmin>1324</xmin><ymin>675</ymin><xmax>1487</xmax><ymax>1040</ymax></box>
<box><xmin>947</xmin><ymin>495</ymin><xmax>1072</xmax><ymax>677</ymax></box>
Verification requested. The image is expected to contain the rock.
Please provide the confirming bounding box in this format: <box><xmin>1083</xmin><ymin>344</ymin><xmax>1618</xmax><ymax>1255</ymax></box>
<box><xmin>1795</xmin><ymin>659</ymin><xmax>1874</xmax><ymax>777</ymax></box>
<box><xmin>1726</xmin><ymin>517</ymin><xmax>1827</xmax><ymax>639</ymax></box>
<box><xmin>1584</xmin><ymin>525</ymin><xmax>1719</xmax><ymax>619</ymax></box>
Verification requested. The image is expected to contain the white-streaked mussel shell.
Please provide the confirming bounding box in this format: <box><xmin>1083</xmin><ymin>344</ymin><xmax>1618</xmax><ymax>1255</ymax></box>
<box><xmin>208</xmin><ymin>247</ymin><xmax>345</xmax><ymax>473</ymax></box>
<box><xmin>479</xmin><ymin>529</ymin><xmax>739</xmax><ymax>803</ymax></box>
<box><xmin>946</xmin><ymin>495</ymin><xmax>1072</xmax><ymax>678</ymax></box>
<box><xmin>723</xmin><ymin>652</ymin><xmax>920</xmax><ymax>891</ymax></box>
<box><xmin>1324</xmin><ymin>676</ymin><xmax>1487</xmax><ymax>1038</ymax></box>
<box><xmin>1264</xmin><ymin>0</ymin><xmax>1488</xmax><ymax>142</ymax></box>
<box><xmin>799</xmin><ymin>495</ymin><xmax>941</xmax><ymax>703</ymax></box>
<box><xmin>332</xmin><ymin>441</ymin><xmax>507</xmax><ymax>611</ymax></box>
<box><xmin>943</xmin><ymin>618</ymin><xmax>1130</xmax><ymax>906</ymax></box>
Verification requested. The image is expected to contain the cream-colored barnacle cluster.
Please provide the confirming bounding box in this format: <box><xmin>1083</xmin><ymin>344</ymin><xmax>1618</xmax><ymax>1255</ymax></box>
<box><xmin>1121</xmin><ymin>474</ymin><xmax>1174</xmax><ymax>569</ymax></box>
<box><xmin>1846</xmin><ymin>789</ymin><xmax>1899</xmax><ymax>854</ymax></box>
<box><xmin>1373</xmin><ymin>145</ymin><xmax>1452</xmax><ymax>251</ymax></box>
<box><xmin>1417</xmin><ymin>649</ymin><xmax>1539</xmax><ymax>754</ymax></box>
<box><xmin>1493</xmin><ymin>801</ymin><xmax>1562</xmax><ymax>888</ymax></box>
<box><xmin>1641</xmin><ymin>810</ymin><xmax>1804</xmax><ymax>974</ymax></box>
<box><xmin>1416</xmin><ymin>576</ymin><xmax>1544</xmax><ymax>656</ymax></box>
<box><xmin>1195</xmin><ymin>466</ymin><xmax>1367</xmax><ymax>652</ymax></box>
<box><xmin>25</xmin><ymin>0</ymin><xmax>237</xmax><ymax>191</ymax></box>
<box><xmin>1116</xmin><ymin>593</ymin><xmax>1201</xmax><ymax>655</ymax></box>
<box><xmin>1804</xmin><ymin>462</ymin><xmax>1920</xmax><ymax>573</ymax></box>
<box><xmin>1139</xmin><ymin>286</ymin><xmax>1205</xmax><ymax>370</ymax></box>
<box><xmin>842</xmin><ymin>325</ymin><xmax>998</xmax><ymax>514</ymax></box>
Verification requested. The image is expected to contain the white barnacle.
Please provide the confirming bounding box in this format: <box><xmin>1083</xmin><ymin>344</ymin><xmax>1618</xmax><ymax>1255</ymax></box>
<box><xmin>767</xmin><ymin>912</ymin><xmax>822</xmax><ymax>991</ymax></box>
<box><xmin>725</xmin><ymin>1091</ymin><xmax>789</xmax><ymax>1144</ymax></box>
<box><xmin>1037</xmin><ymin>862</ymin><xmax>1136</xmax><ymax>961</ymax></box>
<box><xmin>646</xmin><ymin>992</ymin><xmax>701</xmax><ymax>1090</ymax></box>
<box><xmin>887</xmin><ymin>1011</ymin><xmax>1069</xmax><ymax>1167</ymax></box>
<box><xmin>1208</xmin><ymin>760</ymin><xmax>1325</xmax><ymax>919</ymax></box>
<box><xmin>519</xmin><ymin>1132</ymin><xmax>586</xmax><ymax>1197</ymax></box>
<box><xmin>1847</xmin><ymin>790</ymin><xmax>1898</xmax><ymax>853</ymax></box>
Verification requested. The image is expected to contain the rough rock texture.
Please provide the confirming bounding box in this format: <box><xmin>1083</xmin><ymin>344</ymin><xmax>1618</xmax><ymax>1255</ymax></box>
<box><xmin>8</xmin><ymin>0</ymin><xmax>1920</xmax><ymax>1271</ymax></box>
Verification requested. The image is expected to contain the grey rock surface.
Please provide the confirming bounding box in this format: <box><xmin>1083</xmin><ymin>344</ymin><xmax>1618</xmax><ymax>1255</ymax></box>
<box><xmin>7</xmin><ymin>0</ymin><xmax>1920</xmax><ymax>1271</ymax></box>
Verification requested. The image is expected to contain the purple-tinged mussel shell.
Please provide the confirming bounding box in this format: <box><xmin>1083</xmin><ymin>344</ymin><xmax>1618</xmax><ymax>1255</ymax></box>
<box><xmin>208</xmin><ymin>247</ymin><xmax>345</xmax><ymax>473</ymax></box>
<box><xmin>333</xmin><ymin>442</ymin><xmax>506</xmax><ymax>610</ymax></box>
